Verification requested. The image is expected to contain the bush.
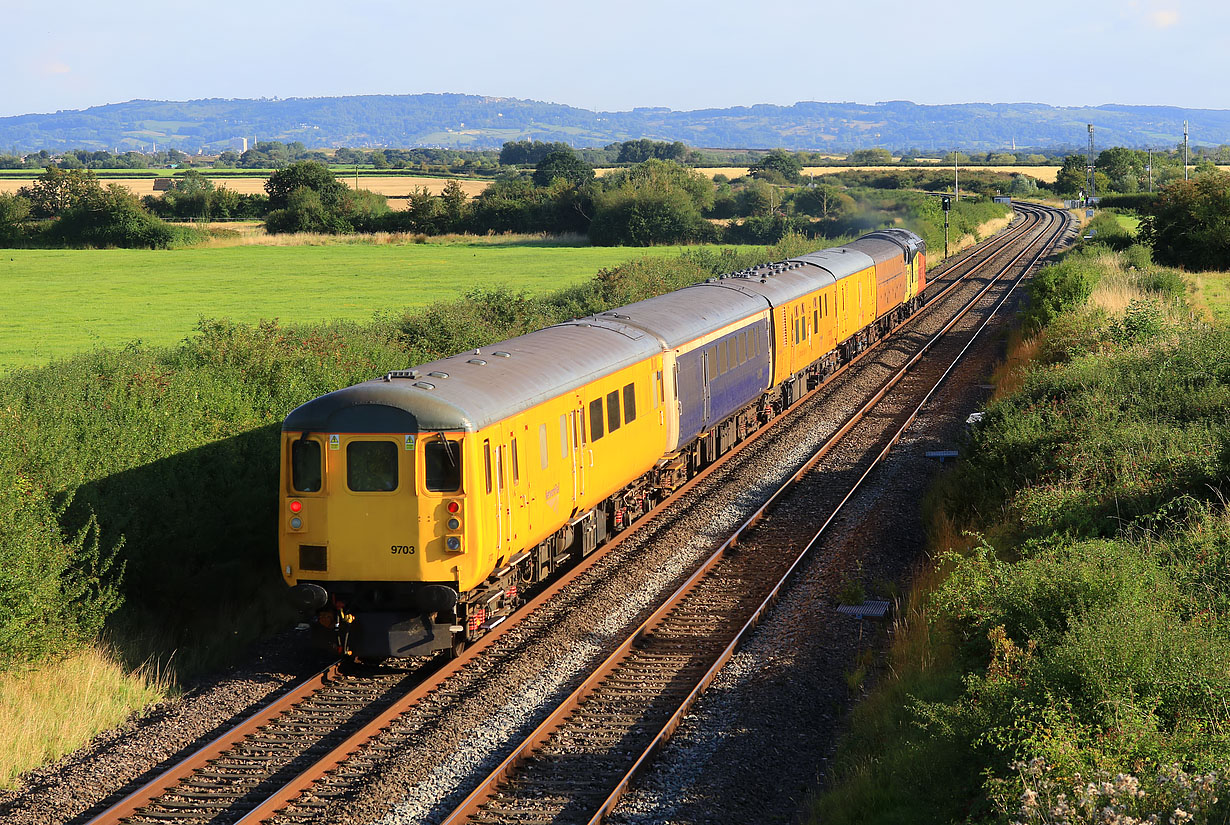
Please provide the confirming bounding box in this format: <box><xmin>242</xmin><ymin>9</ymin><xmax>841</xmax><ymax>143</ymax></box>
<box><xmin>1141</xmin><ymin>172</ymin><xmax>1230</xmax><ymax>270</ymax></box>
<box><xmin>46</xmin><ymin>185</ymin><xmax>201</xmax><ymax>249</ymax></box>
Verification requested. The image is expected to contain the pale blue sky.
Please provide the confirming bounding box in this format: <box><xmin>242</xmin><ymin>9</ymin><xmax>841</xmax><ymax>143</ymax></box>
<box><xmin>4</xmin><ymin>0</ymin><xmax>1227</xmax><ymax>118</ymax></box>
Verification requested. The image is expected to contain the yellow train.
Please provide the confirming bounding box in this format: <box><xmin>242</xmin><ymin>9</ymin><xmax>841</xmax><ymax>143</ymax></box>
<box><xmin>280</xmin><ymin>230</ymin><xmax>926</xmax><ymax>659</ymax></box>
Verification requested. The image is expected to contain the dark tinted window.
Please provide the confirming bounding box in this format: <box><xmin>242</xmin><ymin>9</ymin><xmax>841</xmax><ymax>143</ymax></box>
<box><xmin>623</xmin><ymin>383</ymin><xmax>636</xmax><ymax>423</ymax></box>
<box><xmin>589</xmin><ymin>399</ymin><xmax>604</xmax><ymax>441</ymax></box>
<box><xmin>607</xmin><ymin>390</ymin><xmax>621</xmax><ymax>432</ymax></box>
<box><xmin>424</xmin><ymin>439</ymin><xmax>462</xmax><ymax>492</ymax></box>
<box><xmin>291</xmin><ymin>439</ymin><xmax>322</xmax><ymax>492</ymax></box>
<box><xmin>347</xmin><ymin>441</ymin><xmax>398</xmax><ymax>492</ymax></box>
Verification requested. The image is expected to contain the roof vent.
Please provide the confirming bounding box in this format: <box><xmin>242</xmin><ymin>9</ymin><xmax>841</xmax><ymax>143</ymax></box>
<box><xmin>428</xmin><ymin>371</ymin><xmax>449</xmax><ymax>379</ymax></box>
<box><xmin>493</xmin><ymin>351</ymin><xmax>511</xmax><ymax>358</ymax></box>
<box><xmin>413</xmin><ymin>382</ymin><xmax>436</xmax><ymax>390</ymax></box>
<box><xmin>467</xmin><ymin>358</ymin><xmax>487</xmax><ymax>366</ymax></box>
<box><xmin>383</xmin><ymin>369</ymin><xmax>419</xmax><ymax>381</ymax></box>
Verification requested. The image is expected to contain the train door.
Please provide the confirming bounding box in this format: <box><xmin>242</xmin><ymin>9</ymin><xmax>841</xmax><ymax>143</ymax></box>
<box><xmin>570</xmin><ymin>407</ymin><xmax>587</xmax><ymax>504</ymax></box>
<box><xmin>701</xmin><ymin>348</ymin><xmax>712</xmax><ymax>424</ymax></box>
<box><xmin>493</xmin><ymin>442</ymin><xmax>512</xmax><ymax>551</ymax></box>
<box><xmin>508</xmin><ymin>434</ymin><xmax>528</xmax><ymax>545</ymax></box>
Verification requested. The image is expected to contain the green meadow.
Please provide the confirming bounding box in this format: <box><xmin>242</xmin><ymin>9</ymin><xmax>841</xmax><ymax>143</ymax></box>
<box><xmin>4</xmin><ymin>241</ymin><xmax>739</xmax><ymax>369</ymax></box>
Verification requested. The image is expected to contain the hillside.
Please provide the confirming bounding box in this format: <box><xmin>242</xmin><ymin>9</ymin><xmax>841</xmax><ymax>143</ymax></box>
<box><xmin>4</xmin><ymin>95</ymin><xmax>1230</xmax><ymax>153</ymax></box>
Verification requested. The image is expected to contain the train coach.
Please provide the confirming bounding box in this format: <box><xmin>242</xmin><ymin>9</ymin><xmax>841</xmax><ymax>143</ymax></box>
<box><xmin>279</xmin><ymin>229</ymin><xmax>925</xmax><ymax>660</ymax></box>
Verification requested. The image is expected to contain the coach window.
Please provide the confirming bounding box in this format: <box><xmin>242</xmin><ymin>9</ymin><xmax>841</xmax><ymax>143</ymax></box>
<box><xmin>559</xmin><ymin>415</ymin><xmax>569</xmax><ymax>458</ymax></box>
<box><xmin>291</xmin><ymin>438</ymin><xmax>322</xmax><ymax>493</ymax></box>
<box><xmin>348</xmin><ymin>440</ymin><xmax>398</xmax><ymax>492</ymax></box>
<box><xmin>539</xmin><ymin>424</ymin><xmax>549</xmax><ymax>470</ymax></box>
<box><xmin>606</xmin><ymin>390</ymin><xmax>621</xmax><ymax>433</ymax></box>
<box><xmin>511</xmin><ymin>437</ymin><xmax>520</xmax><ymax>484</ymax></box>
<box><xmin>718</xmin><ymin>340</ymin><xmax>728</xmax><ymax>374</ymax></box>
<box><xmin>424</xmin><ymin>438</ymin><xmax>462</xmax><ymax>492</ymax></box>
<box><xmin>623</xmin><ymin>383</ymin><xmax>636</xmax><ymax>423</ymax></box>
<box><xmin>589</xmin><ymin>398</ymin><xmax>605</xmax><ymax>441</ymax></box>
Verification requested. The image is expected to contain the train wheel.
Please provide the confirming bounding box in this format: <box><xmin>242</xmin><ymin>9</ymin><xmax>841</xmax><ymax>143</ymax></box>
<box><xmin>447</xmin><ymin>634</ymin><xmax>467</xmax><ymax>660</ymax></box>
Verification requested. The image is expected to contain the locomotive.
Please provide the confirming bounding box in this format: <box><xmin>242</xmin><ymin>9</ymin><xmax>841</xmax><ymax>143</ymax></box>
<box><xmin>279</xmin><ymin>229</ymin><xmax>926</xmax><ymax>659</ymax></box>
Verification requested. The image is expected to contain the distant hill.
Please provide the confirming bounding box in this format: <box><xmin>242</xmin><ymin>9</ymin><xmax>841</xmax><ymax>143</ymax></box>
<box><xmin>3</xmin><ymin>94</ymin><xmax>1228</xmax><ymax>153</ymax></box>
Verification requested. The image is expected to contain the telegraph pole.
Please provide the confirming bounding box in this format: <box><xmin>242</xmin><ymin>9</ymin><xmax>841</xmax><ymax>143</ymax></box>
<box><xmin>953</xmin><ymin>149</ymin><xmax>960</xmax><ymax>202</ymax></box>
<box><xmin>1147</xmin><ymin>148</ymin><xmax>1153</xmax><ymax>193</ymax></box>
<box><xmin>1086</xmin><ymin>123</ymin><xmax>1096</xmax><ymax>207</ymax></box>
<box><xmin>1184</xmin><ymin>121</ymin><xmax>1189</xmax><ymax>180</ymax></box>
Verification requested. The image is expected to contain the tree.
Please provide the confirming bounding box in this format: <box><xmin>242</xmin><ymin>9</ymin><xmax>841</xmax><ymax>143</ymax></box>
<box><xmin>1054</xmin><ymin>154</ymin><xmax>1088</xmax><ymax>198</ymax></box>
<box><xmin>1140</xmin><ymin>171</ymin><xmax>1230</xmax><ymax>270</ymax></box>
<box><xmin>439</xmin><ymin>179</ymin><xmax>470</xmax><ymax>227</ymax></box>
<box><xmin>265</xmin><ymin>161</ymin><xmax>347</xmax><ymax>210</ymax></box>
<box><xmin>49</xmin><ymin>184</ymin><xmax>181</xmax><ymax>248</ymax></box>
<box><xmin>791</xmin><ymin>184</ymin><xmax>854</xmax><ymax>219</ymax></box>
<box><xmin>532</xmin><ymin>149</ymin><xmax>594</xmax><ymax>188</ymax></box>
<box><xmin>17</xmin><ymin>166</ymin><xmax>104</xmax><ymax>218</ymax></box>
<box><xmin>845</xmin><ymin>148</ymin><xmax>893</xmax><ymax>165</ymax></box>
<box><xmin>0</xmin><ymin>192</ymin><xmax>31</xmax><ymax>244</ymax></box>
<box><xmin>590</xmin><ymin>160</ymin><xmax>717</xmax><ymax>245</ymax></box>
<box><xmin>751</xmin><ymin>149</ymin><xmax>803</xmax><ymax>183</ymax></box>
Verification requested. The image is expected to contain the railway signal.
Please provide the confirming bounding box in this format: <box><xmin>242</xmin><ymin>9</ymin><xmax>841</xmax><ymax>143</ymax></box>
<box><xmin>942</xmin><ymin>195</ymin><xmax>951</xmax><ymax>258</ymax></box>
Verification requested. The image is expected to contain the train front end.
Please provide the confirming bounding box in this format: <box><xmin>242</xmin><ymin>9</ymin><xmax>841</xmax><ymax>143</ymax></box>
<box><xmin>278</xmin><ymin>378</ymin><xmax>478</xmax><ymax>660</ymax></box>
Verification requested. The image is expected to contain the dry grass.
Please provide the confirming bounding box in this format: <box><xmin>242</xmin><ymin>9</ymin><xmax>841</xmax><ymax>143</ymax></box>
<box><xmin>0</xmin><ymin>647</ymin><xmax>172</xmax><ymax>788</ymax></box>
<box><xmin>1089</xmin><ymin>251</ymin><xmax>1152</xmax><ymax>315</ymax></box>
<box><xmin>990</xmin><ymin>326</ymin><xmax>1044</xmax><ymax>402</ymax></box>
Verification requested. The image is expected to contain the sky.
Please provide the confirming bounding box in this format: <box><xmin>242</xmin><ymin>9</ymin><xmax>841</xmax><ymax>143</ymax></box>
<box><xmin>5</xmin><ymin>0</ymin><xmax>1229</xmax><ymax>118</ymax></box>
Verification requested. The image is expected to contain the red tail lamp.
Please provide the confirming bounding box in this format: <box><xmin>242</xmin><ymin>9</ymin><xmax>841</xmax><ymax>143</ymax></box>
<box><xmin>446</xmin><ymin>501</ymin><xmax>460</xmax><ymax>514</ymax></box>
<box><xmin>290</xmin><ymin>500</ymin><xmax>303</xmax><ymax>513</ymax></box>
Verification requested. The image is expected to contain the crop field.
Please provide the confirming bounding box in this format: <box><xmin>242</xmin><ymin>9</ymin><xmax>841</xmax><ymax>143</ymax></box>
<box><xmin>0</xmin><ymin>175</ymin><xmax>490</xmax><ymax>207</ymax></box>
<box><xmin>3</xmin><ymin>241</ymin><xmax>750</xmax><ymax>370</ymax></box>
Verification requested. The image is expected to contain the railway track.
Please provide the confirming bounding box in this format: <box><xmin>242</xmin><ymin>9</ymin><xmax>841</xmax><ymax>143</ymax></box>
<box><xmin>434</xmin><ymin>203</ymin><xmax>1068</xmax><ymax>825</ymax></box>
<box><xmin>80</xmin><ymin>203</ymin><xmax>1064</xmax><ymax>825</ymax></box>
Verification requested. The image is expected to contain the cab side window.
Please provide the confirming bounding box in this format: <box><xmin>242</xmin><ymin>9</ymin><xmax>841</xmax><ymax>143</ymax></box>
<box><xmin>291</xmin><ymin>438</ymin><xmax>322</xmax><ymax>492</ymax></box>
<box><xmin>424</xmin><ymin>439</ymin><xmax>462</xmax><ymax>492</ymax></box>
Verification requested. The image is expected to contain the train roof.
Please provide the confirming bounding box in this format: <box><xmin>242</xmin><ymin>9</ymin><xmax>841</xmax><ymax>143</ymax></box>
<box><xmin>847</xmin><ymin>229</ymin><xmax>925</xmax><ymax>264</ymax></box>
<box><xmin>282</xmin><ymin>231</ymin><xmax>922</xmax><ymax>436</ymax></box>
<box><xmin>283</xmin><ymin>322</ymin><xmax>661</xmax><ymax>434</ymax></box>
<box><xmin>579</xmin><ymin>282</ymin><xmax>770</xmax><ymax>349</ymax></box>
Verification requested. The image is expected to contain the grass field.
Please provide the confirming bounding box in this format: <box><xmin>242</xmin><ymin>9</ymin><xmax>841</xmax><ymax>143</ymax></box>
<box><xmin>1192</xmin><ymin>270</ymin><xmax>1230</xmax><ymax>326</ymax></box>
<box><xmin>3</xmin><ymin>240</ymin><xmax>751</xmax><ymax>369</ymax></box>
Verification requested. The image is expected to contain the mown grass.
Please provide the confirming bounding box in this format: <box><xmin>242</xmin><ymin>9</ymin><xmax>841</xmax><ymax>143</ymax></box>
<box><xmin>0</xmin><ymin>646</ymin><xmax>171</xmax><ymax>789</ymax></box>
<box><xmin>811</xmin><ymin>242</ymin><xmax>1230</xmax><ymax>824</ymax></box>
<box><xmin>1</xmin><ymin>240</ymin><xmax>753</xmax><ymax>370</ymax></box>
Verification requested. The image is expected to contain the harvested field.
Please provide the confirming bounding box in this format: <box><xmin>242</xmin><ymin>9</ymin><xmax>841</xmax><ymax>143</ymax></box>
<box><xmin>0</xmin><ymin>175</ymin><xmax>489</xmax><ymax>209</ymax></box>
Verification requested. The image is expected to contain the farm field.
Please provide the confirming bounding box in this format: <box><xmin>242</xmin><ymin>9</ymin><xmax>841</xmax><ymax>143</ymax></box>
<box><xmin>4</xmin><ymin>241</ymin><xmax>746</xmax><ymax>370</ymax></box>
<box><xmin>0</xmin><ymin>175</ymin><xmax>490</xmax><ymax>206</ymax></box>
